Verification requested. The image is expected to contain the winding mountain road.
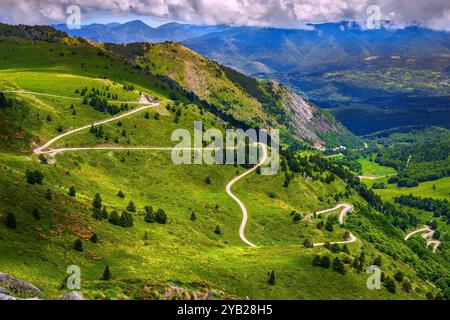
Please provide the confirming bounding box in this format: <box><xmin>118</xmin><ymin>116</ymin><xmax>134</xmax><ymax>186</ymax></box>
<box><xmin>27</xmin><ymin>90</ymin><xmax>271</xmax><ymax>247</ymax></box>
<box><xmin>313</xmin><ymin>203</ymin><xmax>357</xmax><ymax>246</ymax></box>
<box><xmin>225</xmin><ymin>143</ymin><xmax>268</xmax><ymax>248</ymax></box>
<box><xmin>404</xmin><ymin>226</ymin><xmax>441</xmax><ymax>253</ymax></box>
<box><xmin>33</xmin><ymin>95</ymin><xmax>158</xmax><ymax>155</ymax></box>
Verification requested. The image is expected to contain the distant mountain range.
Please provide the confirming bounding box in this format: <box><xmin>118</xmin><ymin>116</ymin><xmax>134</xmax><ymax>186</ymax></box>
<box><xmin>56</xmin><ymin>20</ymin><xmax>450</xmax><ymax>74</ymax></box>
<box><xmin>56</xmin><ymin>20</ymin><xmax>450</xmax><ymax>135</ymax></box>
<box><xmin>55</xmin><ymin>20</ymin><xmax>229</xmax><ymax>44</ymax></box>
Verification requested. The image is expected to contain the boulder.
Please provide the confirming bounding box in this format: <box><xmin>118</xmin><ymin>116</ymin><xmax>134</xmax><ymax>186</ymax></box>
<box><xmin>58</xmin><ymin>291</ymin><xmax>84</xmax><ymax>300</ymax></box>
<box><xmin>0</xmin><ymin>272</ymin><xmax>43</xmax><ymax>298</ymax></box>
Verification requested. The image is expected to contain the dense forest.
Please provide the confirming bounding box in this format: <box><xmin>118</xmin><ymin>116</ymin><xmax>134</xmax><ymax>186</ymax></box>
<box><xmin>373</xmin><ymin>127</ymin><xmax>450</xmax><ymax>186</ymax></box>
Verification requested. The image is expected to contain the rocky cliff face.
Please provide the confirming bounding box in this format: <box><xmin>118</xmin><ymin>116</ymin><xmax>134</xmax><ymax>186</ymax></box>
<box><xmin>282</xmin><ymin>89</ymin><xmax>362</xmax><ymax>148</ymax></box>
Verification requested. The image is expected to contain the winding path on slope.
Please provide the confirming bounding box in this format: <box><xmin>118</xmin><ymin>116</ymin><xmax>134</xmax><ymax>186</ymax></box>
<box><xmin>27</xmin><ymin>90</ymin><xmax>271</xmax><ymax>247</ymax></box>
<box><xmin>313</xmin><ymin>203</ymin><xmax>357</xmax><ymax>247</ymax></box>
<box><xmin>225</xmin><ymin>143</ymin><xmax>268</xmax><ymax>248</ymax></box>
<box><xmin>404</xmin><ymin>226</ymin><xmax>441</xmax><ymax>253</ymax></box>
<box><xmin>5</xmin><ymin>90</ymin><xmax>149</xmax><ymax>105</ymax></box>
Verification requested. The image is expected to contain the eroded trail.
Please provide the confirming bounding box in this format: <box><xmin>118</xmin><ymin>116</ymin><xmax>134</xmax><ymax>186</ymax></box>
<box><xmin>313</xmin><ymin>203</ymin><xmax>357</xmax><ymax>246</ymax></box>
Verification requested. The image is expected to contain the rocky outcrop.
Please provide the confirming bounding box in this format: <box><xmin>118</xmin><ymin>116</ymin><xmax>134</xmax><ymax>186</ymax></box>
<box><xmin>0</xmin><ymin>273</ymin><xmax>43</xmax><ymax>299</ymax></box>
<box><xmin>58</xmin><ymin>292</ymin><xmax>84</xmax><ymax>300</ymax></box>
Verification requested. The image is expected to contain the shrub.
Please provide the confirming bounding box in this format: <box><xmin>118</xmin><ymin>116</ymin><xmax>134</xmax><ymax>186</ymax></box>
<box><xmin>117</xmin><ymin>190</ymin><xmax>125</xmax><ymax>198</ymax></box>
<box><xmin>268</xmin><ymin>270</ymin><xmax>275</xmax><ymax>285</ymax></box>
<box><xmin>74</xmin><ymin>239</ymin><xmax>83</xmax><ymax>252</ymax></box>
<box><xmin>32</xmin><ymin>208</ymin><xmax>40</xmax><ymax>220</ymax></box>
<box><xmin>5</xmin><ymin>212</ymin><xmax>17</xmax><ymax>229</ymax></box>
<box><xmin>205</xmin><ymin>176</ymin><xmax>212</xmax><ymax>184</ymax></box>
<box><xmin>190</xmin><ymin>211</ymin><xmax>197</xmax><ymax>221</ymax></box>
<box><xmin>292</xmin><ymin>212</ymin><xmax>302</xmax><ymax>222</ymax></box>
<box><xmin>126</xmin><ymin>201</ymin><xmax>136</xmax><ymax>212</ymax></box>
<box><xmin>155</xmin><ymin>209</ymin><xmax>167</xmax><ymax>224</ymax></box>
<box><xmin>68</xmin><ymin>186</ymin><xmax>76</xmax><ymax>197</ymax></box>
<box><xmin>26</xmin><ymin>169</ymin><xmax>44</xmax><ymax>185</ymax></box>
<box><xmin>45</xmin><ymin>189</ymin><xmax>52</xmax><ymax>200</ymax></box>
<box><xmin>303</xmin><ymin>238</ymin><xmax>313</xmax><ymax>248</ymax></box>
<box><xmin>214</xmin><ymin>225</ymin><xmax>222</xmax><ymax>235</ymax></box>
<box><xmin>90</xmin><ymin>233</ymin><xmax>98</xmax><ymax>243</ymax></box>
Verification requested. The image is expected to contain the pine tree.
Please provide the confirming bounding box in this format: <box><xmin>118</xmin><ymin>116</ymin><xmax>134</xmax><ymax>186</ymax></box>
<box><xmin>119</xmin><ymin>211</ymin><xmax>133</xmax><ymax>228</ymax></box>
<box><xmin>205</xmin><ymin>176</ymin><xmax>212</xmax><ymax>184</ymax></box>
<box><xmin>312</xmin><ymin>255</ymin><xmax>322</xmax><ymax>267</ymax></box>
<box><xmin>126</xmin><ymin>201</ymin><xmax>136</xmax><ymax>212</ymax></box>
<box><xmin>155</xmin><ymin>209</ymin><xmax>167</xmax><ymax>224</ymax></box>
<box><xmin>332</xmin><ymin>257</ymin><xmax>346</xmax><ymax>274</ymax></box>
<box><xmin>92</xmin><ymin>193</ymin><xmax>102</xmax><ymax>209</ymax></box>
<box><xmin>385</xmin><ymin>276</ymin><xmax>396</xmax><ymax>294</ymax></box>
<box><xmin>68</xmin><ymin>186</ymin><xmax>76</xmax><ymax>197</ymax></box>
<box><xmin>117</xmin><ymin>190</ymin><xmax>125</xmax><ymax>198</ymax></box>
<box><xmin>5</xmin><ymin>212</ymin><xmax>17</xmax><ymax>229</ymax></box>
<box><xmin>214</xmin><ymin>225</ymin><xmax>222</xmax><ymax>235</ymax></box>
<box><xmin>108</xmin><ymin>210</ymin><xmax>120</xmax><ymax>225</ymax></box>
<box><xmin>190</xmin><ymin>211</ymin><xmax>197</xmax><ymax>221</ymax></box>
<box><xmin>32</xmin><ymin>208</ymin><xmax>40</xmax><ymax>220</ymax></box>
<box><xmin>92</xmin><ymin>208</ymin><xmax>102</xmax><ymax>220</ymax></box>
<box><xmin>102</xmin><ymin>265</ymin><xmax>112</xmax><ymax>281</ymax></box>
<box><xmin>45</xmin><ymin>189</ymin><xmax>52</xmax><ymax>200</ymax></box>
<box><xmin>394</xmin><ymin>271</ymin><xmax>404</xmax><ymax>282</ymax></box>
<box><xmin>90</xmin><ymin>233</ymin><xmax>98</xmax><ymax>243</ymax></box>
<box><xmin>74</xmin><ymin>239</ymin><xmax>83</xmax><ymax>252</ymax></box>
<box><xmin>144</xmin><ymin>206</ymin><xmax>156</xmax><ymax>223</ymax></box>
<box><xmin>101</xmin><ymin>207</ymin><xmax>109</xmax><ymax>219</ymax></box>
<box><xmin>268</xmin><ymin>270</ymin><xmax>275</xmax><ymax>285</ymax></box>
<box><xmin>402</xmin><ymin>279</ymin><xmax>412</xmax><ymax>293</ymax></box>
<box><xmin>321</xmin><ymin>256</ymin><xmax>331</xmax><ymax>269</ymax></box>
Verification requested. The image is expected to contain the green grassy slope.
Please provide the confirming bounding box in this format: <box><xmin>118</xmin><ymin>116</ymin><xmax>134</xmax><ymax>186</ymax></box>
<box><xmin>0</xmin><ymin>28</ymin><xmax>446</xmax><ymax>300</ymax></box>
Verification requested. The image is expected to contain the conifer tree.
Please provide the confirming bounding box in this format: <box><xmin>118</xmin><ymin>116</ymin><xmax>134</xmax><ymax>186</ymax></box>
<box><xmin>102</xmin><ymin>265</ymin><xmax>112</xmax><ymax>281</ymax></box>
<box><xmin>74</xmin><ymin>239</ymin><xmax>83</xmax><ymax>252</ymax></box>
<box><xmin>5</xmin><ymin>212</ymin><xmax>17</xmax><ymax>229</ymax></box>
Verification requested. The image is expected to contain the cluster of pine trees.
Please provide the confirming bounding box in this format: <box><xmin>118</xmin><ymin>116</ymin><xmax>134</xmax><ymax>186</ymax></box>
<box><xmin>143</xmin><ymin>205</ymin><xmax>167</xmax><ymax>224</ymax></box>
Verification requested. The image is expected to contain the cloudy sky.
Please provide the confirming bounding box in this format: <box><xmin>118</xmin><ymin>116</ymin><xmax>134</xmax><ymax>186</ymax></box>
<box><xmin>0</xmin><ymin>0</ymin><xmax>449</xmax><ymax>30</ymax></box>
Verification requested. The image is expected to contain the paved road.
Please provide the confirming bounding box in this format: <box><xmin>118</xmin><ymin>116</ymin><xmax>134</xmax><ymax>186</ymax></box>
<box><xmin>313</xmin><ymin>203</ymin><xmax>357</xmax><ymax>246</ymax></box>
<box><xmin>404</xmin><ymin>226</ymin><xmax>441</xmax><ymax>253</ymax></box>
<box><xmin>6</xmin><ymin>90</ymin><xmax>149</xmax><ymax>105</ymax></box>
<box><xmin>34</xmin><ymin>94</ymin><xmax>157</xmax><ymax>155</ymax></box>
<box><xmin>225</xmin><ymin>143</ymin><xmax>268</xmax><ymax>248</ymax></box>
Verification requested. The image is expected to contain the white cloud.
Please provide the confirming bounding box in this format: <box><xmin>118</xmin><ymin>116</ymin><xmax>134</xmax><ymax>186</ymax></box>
<box><xmin>0</xmin><ymin>0</ymin><xmax>449</xmax><ymax>31</ymax></box>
